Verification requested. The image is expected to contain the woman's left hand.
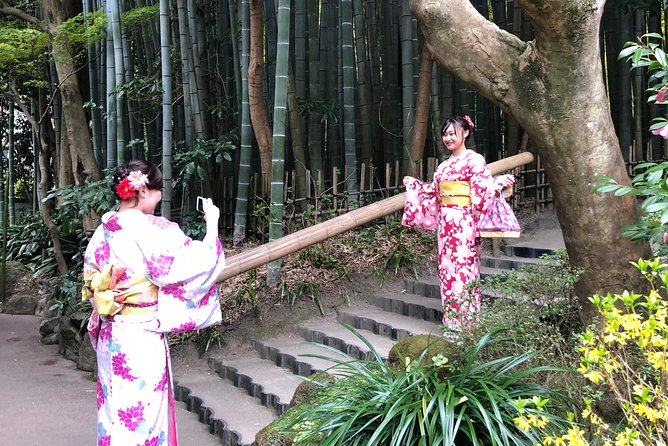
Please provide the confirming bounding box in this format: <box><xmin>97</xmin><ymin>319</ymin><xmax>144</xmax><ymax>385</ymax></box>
<box><xmin>500</xmin><ymin>174</ymin><xmax>515</xmax><ymax>188</ymax></box>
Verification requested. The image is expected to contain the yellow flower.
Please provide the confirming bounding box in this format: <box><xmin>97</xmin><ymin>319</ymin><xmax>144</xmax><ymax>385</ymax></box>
<box><xmin>584</xmin><ymin>370</ymin><xmax>604</xmax><ymax>384</ymax></box>
<box><xmin>514</xmin><ymin>416</ymin><xmax>531</xmax><ymax>432</ymax></box>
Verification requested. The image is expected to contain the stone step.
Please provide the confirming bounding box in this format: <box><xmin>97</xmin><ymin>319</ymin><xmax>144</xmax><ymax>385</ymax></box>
<box><xmin>480</xmin><ymin>254</ymin><xmax>549</xmax><ymax>270</ymax></box>
<box><xmin>369</xmin><ymin>292</ymin><xmax>443</xmax><ymax>322</ymax></box>
<box><xmin>480</xmin><ymin>265</ymin><xmax>516</xmax><ymax>280</ymax></box>
<box><xmin>404</xmin><ymin>277</ymin><xmax>440</xmax><ymax>299</ymax></box>
<box><xmin>298</xmin><ymin>318</ymin><xmax>397</xmax><ymax>361</ymax></box>
<box><xmin>500</xmin><ymin>244</ymin><xmax>557</xmax><ymax>259</ymax></box>
<box><xmin>175</xmin><ymin>374</ymin><xmax>276</xmax><ymax>446</ymax></box>
<box><xmin>337</xmin><ymin>303</ymin><xmax>442</xmax><ymax>340</ymax></box>
<box><xmin>208</xmin><ymin>354</ymin><xmax>304</xmax><ymax>416</ymax></box>
<box><xmin>254</xmin><ymin>335</ymin><xmax>354</xmax><ymax>377</ymax></box>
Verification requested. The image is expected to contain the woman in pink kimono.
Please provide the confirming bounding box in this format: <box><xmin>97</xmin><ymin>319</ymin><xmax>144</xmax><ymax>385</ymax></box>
<box><xmin>403</xmin><ymin>116</ymin><xmax>513</xmax><ymax>329</ymax></box>
<box><xmin>82</xmin><ymin>159</ymin><xmax>226</xmax><ymax>446</ymax></box>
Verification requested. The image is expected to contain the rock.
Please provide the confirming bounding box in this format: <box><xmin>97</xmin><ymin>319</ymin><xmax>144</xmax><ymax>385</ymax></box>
<box><xmin>77</xmin><ymin>333</ymin><xmax>97</xmax><ymax>373</ymax></box>
<box><xmin>58</xmin><ymin>315</ymin><xmax>83</xmax><ymax>362</ymax></box>
<box><xmin>4</xmin><ymin>261</ymin><xmax>32</xmax><ymax>294</ymax></box>
<box><xmin>40</xmin><ymin>333</ymin><xmax>59</xmax><ymax>345</ymax></box>
<box><xmin>387</xmin><ymin>334</ymin><xmax>458</xmax><ymax>371</ymax></box>
<box><xmin>3</xmin><ymin>291</ymin><xmax>39</xmax><ymax>315</ymax></box>
<box><xmin>39</xmin><ymin>317</ymin><xmax>60</xmax><ymax>337</ymax></box>
<box><xmin>34</xmin><ymin>296</ymin><xmax>59</xmax><ymax>318</ymax></box>
<box><xmin>288</xmin><ymin>371</ymin><xmax>333</xmax><ymax>408</ymax></box>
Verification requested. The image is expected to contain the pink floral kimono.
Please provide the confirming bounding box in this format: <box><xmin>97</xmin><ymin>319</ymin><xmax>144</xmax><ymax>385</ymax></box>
<box><xmin>403</xmin><ymin>150</ymin><xmax>510</xmax><ymax>328</ymax></box>
<box><xmin>82</xmin><ymin>209</ymin><xmax>226</xmax><ymax>446</ymax></box>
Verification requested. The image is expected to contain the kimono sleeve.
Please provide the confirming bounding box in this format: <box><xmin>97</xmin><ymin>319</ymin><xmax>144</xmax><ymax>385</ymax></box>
<box><xmin>135</xmin><ymin>216</ymin><xmax>226</xmax><ymax>333</ymax></box>
<box><xmin>402</xmin><ymin>176</ymin><xmax>438</xmax><ymax>231</ymax></box>
<box><xmin>469</xmin><ymin>153</ymin><xmax>499</xmax><ymax>223</ymax></box>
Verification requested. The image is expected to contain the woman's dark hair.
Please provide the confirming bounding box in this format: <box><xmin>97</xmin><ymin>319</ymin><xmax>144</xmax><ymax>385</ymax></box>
<box><xmin>441</xmin><ymin>116</ymin><xmax>472</xmax><ymax>140</ymax></box>
<box><xmin>110</xmin><ymin>159</ymin><xmax>163</xmax><ymax>200</ymax></box>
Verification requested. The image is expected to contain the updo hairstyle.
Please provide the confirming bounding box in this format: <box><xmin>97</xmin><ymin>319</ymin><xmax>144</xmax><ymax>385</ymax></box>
<box><xmin>441</xmin><ymin>116</ymin><xmax>472</xmax><ymax>140</ymax></box>
<box><xmin>110</xmin><ymin>159</ymin><xmax>163</xmax><ymax>201</ymax></box>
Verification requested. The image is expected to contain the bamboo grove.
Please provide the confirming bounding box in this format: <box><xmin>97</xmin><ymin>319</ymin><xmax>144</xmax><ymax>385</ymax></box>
<box><xmin>0</xmin><ymin>0</ymin><xmax>667</xmax><ymax>249</ymax></box>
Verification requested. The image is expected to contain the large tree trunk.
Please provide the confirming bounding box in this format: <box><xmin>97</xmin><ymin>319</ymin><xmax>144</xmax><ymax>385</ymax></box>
<box><xmin>410</xmin><ymin>0</ymin><xmax>651</xmax><ymax>323</ymax></box>
<box><xmin>41</xmin><ymin>0</ymin><xmax>100</xmax><ymax>182</ymax></box>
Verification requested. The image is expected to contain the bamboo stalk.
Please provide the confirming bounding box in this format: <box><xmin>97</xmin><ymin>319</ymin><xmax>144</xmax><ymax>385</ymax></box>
<box><xmin>218</xmin><ymin>152</ymin><xmax>534</xmax><ymax>282</ymax></box>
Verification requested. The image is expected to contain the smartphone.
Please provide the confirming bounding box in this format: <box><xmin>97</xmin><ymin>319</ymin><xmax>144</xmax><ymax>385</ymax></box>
<box><xmin>196</xmin><ymin>196</ymin><xmax>205</xmax><ymax>213</ymax></box>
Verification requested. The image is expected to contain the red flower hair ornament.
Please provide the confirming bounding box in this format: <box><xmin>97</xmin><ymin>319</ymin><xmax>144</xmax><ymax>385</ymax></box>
<box><xmin>463</xmin><ymin>115</ymin><xmax>474</xmax><ymax>130</ymax></box>
<box><xmin>115</xmin><ymin>170</ymin><xmax>149</xmax><ymax>200</ymax></box>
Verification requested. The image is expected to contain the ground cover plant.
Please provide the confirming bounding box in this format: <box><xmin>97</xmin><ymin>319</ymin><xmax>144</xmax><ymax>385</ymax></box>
<box><xmin>278</xmin><ymin>325</ymin><xmax>572</xmax><ymax>446</ymax></box>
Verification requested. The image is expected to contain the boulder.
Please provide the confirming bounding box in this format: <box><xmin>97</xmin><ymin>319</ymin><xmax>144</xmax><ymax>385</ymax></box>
<box><xmin>39</xmin><ymin>316</ymin><xmax>60</xmax><ymax>337</ymax></box>
<box><xmin>58</xmin><ymin>315</ymin><xmax>84</xmax><ymax>362</ymax></box>
<box><xmin>4</xmin><ymin>261</ymin><xmax>32</xmax><ymax>294</ymax></box>
<box><xmin>288</xmin><ymin>371</ymin><xmax>333</xmax><ymax>408</ymax></box>
<box><xmin>77</xmin><ymin>333</ymin><xmax>97</xmax><ymax>373</ymax></box>
<box><xmin>34</xmin><ymin>296</ymin><xmax>59</xmax><ymax>318</ymax></box>
<box><xmin>3</xmin><ymin>291</ymin><xmax>39</xmax><ymax>314</ymax></box>
<box><xmin>40</xmin><ymin>333</ymin><xmax>59</xmax><ymax>345</ymax></box>
<box><xmin>387</xmin><ymin>334</ymin><xmax>458</xmax><ymax>371</ymax></box>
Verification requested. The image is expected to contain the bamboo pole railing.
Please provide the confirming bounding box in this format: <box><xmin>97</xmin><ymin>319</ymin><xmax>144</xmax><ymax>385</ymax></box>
<box><xmin>218</xmin><ymin>152</ymin><xmax>534</xmax><ymax>282</ymax></box>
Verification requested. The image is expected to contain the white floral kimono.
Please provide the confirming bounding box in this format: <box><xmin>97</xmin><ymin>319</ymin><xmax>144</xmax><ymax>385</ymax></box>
<box><xmin>82</xmin><ymin>209</ymin><xmax>226</xmax><ymax>446</ymax></box>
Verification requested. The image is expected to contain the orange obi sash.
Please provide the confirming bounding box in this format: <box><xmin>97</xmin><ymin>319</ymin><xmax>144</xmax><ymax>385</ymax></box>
<box><xmin>82</xmin><ymin>264</ymin><xmax>158</xmax><ymax>316</ymax></box>
<box><xmin>439</xmin><ymin>181</ymin><xmax>471</xmax><ymax>206</ymax></box>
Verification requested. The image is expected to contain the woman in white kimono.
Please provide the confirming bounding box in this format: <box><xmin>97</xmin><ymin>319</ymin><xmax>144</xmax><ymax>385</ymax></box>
<box><xmin>82</xmin><ymin>159</ymin><xmax>226</xmax><ymax>446</ymax></box>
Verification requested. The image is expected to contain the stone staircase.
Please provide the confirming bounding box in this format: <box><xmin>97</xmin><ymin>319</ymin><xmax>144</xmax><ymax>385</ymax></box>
<box><xmin>173</xmin><ymin>235</ymin><xmax>562</xmax><ymax>446</ymax></box>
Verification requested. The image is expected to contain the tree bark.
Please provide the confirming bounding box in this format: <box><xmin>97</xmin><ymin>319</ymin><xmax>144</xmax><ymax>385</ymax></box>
<box><xmin>248</xmin><ymin>0</ymin><xmax>273</xmax><ymax>178</ymax></box>
<box><xmin>409</xmin><ymin>44</ymin><xmax>433</xmax><ymax>176</ymax></box>
<box><xmin>410</xmin><ymin>0</ymin><xmax>651</xmax><ymax>323</ymax></box>
<box><xmin>41</xmin><ymin>0</ymin><xmax>100</xmax><ymax>182</ymax></box>
<box><xmin>11</xmin><ymin>86</ymin><xmax>68</xmax><ymax>274</ymax></box>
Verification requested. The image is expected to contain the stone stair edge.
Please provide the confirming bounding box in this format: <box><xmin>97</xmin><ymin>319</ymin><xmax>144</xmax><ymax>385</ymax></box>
<box><xmin>173</xmin><ymin>381</ymin><xmax>246</xmax><ymax>446</ymax></box>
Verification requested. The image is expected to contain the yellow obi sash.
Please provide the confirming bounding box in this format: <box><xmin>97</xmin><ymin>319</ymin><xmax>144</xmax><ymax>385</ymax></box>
<box><xmin>82</xmin><ymin>264</ymin><xmax>158</xmax><ymax>316</ymax></box>
<box><xmin>439</xmin><ymin>181</ymin><xmax>471</xmax><ymax>206</ymax></box>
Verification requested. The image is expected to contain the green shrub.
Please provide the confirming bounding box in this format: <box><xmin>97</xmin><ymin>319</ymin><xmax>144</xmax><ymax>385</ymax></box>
<box><xmin>473</xmin><ymin>249</ymin><xmax>584</xmax><ymax>392</ymax></box>
<box><xmin>281</xmin><ymin>325</ymin><xmax>571</xmax><ymax>446</ymax></box>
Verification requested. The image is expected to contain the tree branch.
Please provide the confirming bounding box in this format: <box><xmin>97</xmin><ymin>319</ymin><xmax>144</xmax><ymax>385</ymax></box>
<box><xmin>409</xmin><ymin>0</ymin><xmax>527</xmax><ymax>115</ymax></box>
<box><xmin>0</xmin><ymin>3</ymin><xmax>46</xmax><ymax>32</ymax></box>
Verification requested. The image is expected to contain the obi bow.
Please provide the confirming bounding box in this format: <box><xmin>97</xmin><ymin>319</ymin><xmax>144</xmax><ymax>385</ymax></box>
<box><xmin>82</xmin><ymin>264</ymin><xmax>155</xmax><ymax>316</ymax></box>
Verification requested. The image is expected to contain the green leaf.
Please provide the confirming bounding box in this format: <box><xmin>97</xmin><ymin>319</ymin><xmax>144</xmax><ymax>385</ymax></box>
<box><xmin>618</xmin><ymin>45</ymin><xmax>640</xmax><ymax>60</ymax></box>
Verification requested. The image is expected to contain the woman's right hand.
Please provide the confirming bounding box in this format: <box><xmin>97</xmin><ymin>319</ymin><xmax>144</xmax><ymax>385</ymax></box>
<box><xmin>201</xmin><ymin>198</ymin><xmax>220</xmax><ymax>223</ymax></box>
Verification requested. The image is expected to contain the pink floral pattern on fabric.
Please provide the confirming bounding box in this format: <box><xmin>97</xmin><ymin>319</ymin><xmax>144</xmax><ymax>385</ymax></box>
<box><xmin>96</xmin><ymin>379</ymin><xmax>105</xmax><ymax>410</ymax></box>
<box><xmin>118</xmin><ymin>401</ymin><xmax>145</xmax><ymax>431</ymax></box>
<box><xmin>173</xmin><ymin>320</ymin><xmax>197</xmax><ymax>333</ymax></box>
<box><xmin>147</xmin><ymin>254</ymin><xmax>175</xmax><ymax>278</ymax></box>
<box><xmin>104</xmin><ymin>215</ymin><xmax>122</xmax><ymax>232</ymax></box>
<box><xmin>147</xmin><ymin>215</ymin><xmax>175</xmax><ymax>230</ymax></box>
<box><xmin>403</xmin><ymin>150</ymin><xmax>501</xmax><ymax>328</ymax></box>
<box><xmin>112</xmin><ymin>353</ymin><xmax>138</xmax><ymax>381</ymax></box>
<box><xmin>98</xmin><ymin>435</ymin><xmax>111</xmax><ymax>446</ymax></box>
<box><xmin>94</xmin><ymin>242</ymin><xmax>110</xmax><ymax>267</ymax></box>
<box><xmin>478</xmin><ymin>194</ymin><xmax>521</xmax><ymax>235</ymax></box>
<box><xmin>162</xmin><ymin>282</ymin><xmax>187</xmax><ymax>302</ymax></box>
<box><xmin>216</xmin><ymin>238</ymin><xmax>224</xmax><ymax>256</ymax></box>
<box><xmin>99</xmin><ymin>323</ymin><xmax>112</xmax><ymax>342</ymax></box>
<box><xmin>402</xmin><ymin>177</ymin><xmax>437</xmax><ymax>231</ymax></box>
<box><xmin>154</xmin><ymin>370</ymin><xmax>168</xmax><ymax>392</ymax></box>
<box><xmin>184</xmin><ymin>238</ymin><xmax>192</xmax><ymax>247</ymax></box>
<box><xmin>199</xmin><ymin>285</ymin><xmax>216</xmax><ymax>307</ymax></box>
<box><xmin>139</xmin><ymin>436</ymin><xmax>161</xmax><ymax>446</ymax></box>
